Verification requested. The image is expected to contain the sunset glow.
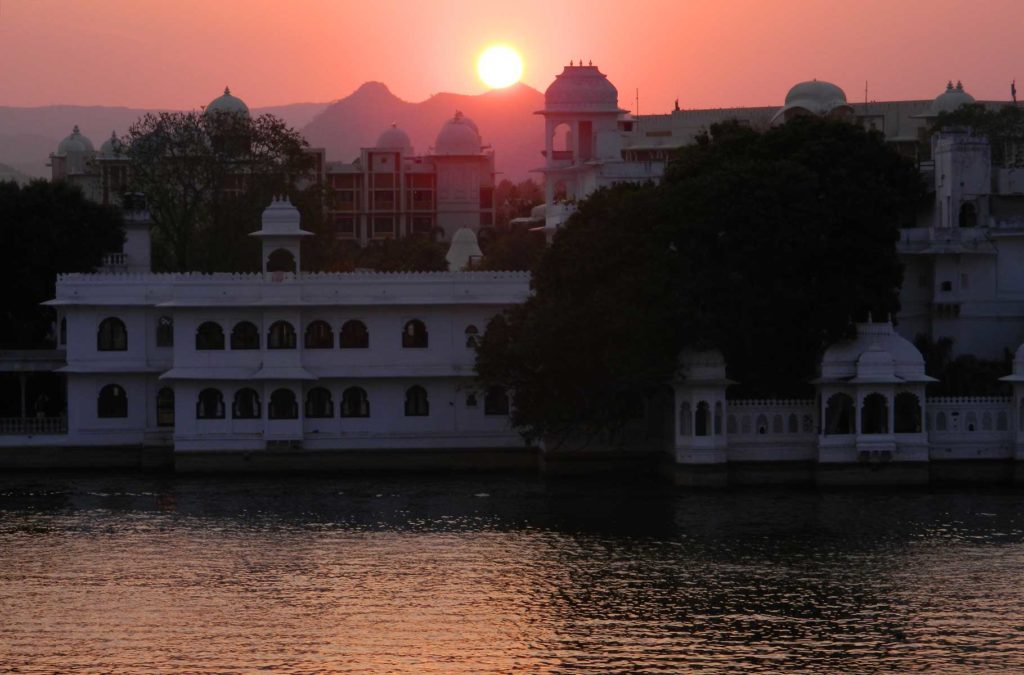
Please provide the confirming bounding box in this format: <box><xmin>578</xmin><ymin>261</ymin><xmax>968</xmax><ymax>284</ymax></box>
<box><xmin>477</xmin><ymin>45</ymin><xmax>523</xmax><ymax>89</ymax></box>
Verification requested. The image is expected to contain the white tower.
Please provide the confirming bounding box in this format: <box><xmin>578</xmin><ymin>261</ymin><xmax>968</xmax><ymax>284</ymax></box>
<box><xmin>250</xmin><ymin>198</ymin><xmax>312</xmax><ymax>279</ymax></box>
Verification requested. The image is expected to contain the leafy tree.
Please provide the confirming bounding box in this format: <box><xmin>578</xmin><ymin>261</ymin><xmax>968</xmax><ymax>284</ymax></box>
<box><xmin>915</xmin><ymin>335</ymin><xmax>1012</xmax><ymax>396</ymax></box>
<box><xmin>494</xmin><ymin>178</ymin><xmax>543</xmax><ymax>229</ymax></box>
<box><xmin>0</xmin><ymin>180</ymin><xmax>123</xmax><ymax>347</ymax></box>
<box><xmin>316</xmin><ymin>236</ymin><xmax>448</xmax><ymax>272</ymax></box>
<box><xmin>933</xmin><ymin>103</ymin><xmax>1024</xmax><ymax>166</ymax></box>
<box><xmin>124</xmin><ymin>110</ymin><xmax>315</xmax><ymax>271</ymax></box>
<box><xmin>476</xmin><ymin>117</ymin><xmax>923</xmax><ymax>444</ymax></box>
<box><xmin>476</xmin><ymin>227</ymin><xmax>547</xmax><ymax>271</ymax></box>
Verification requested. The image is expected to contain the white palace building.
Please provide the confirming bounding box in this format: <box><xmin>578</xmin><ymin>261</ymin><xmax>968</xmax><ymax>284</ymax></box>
<box><xmin>9</xmin><ymin>65</ymin><xmax>1024</xmax><ymax>476</ymax></box>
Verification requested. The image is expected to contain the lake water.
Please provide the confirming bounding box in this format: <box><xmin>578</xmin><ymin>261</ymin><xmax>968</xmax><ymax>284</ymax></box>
<box><xmin>2</xmin><ymin>472</ymin><xmax>1024</xmax><ymax>672</ymax></box>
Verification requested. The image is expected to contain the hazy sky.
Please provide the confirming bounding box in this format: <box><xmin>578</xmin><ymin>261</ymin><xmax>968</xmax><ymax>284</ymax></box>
<box><xmin>1</xmin><ymin>0</ymin><xmax>1020</xmax><ymax>112</ymax></box>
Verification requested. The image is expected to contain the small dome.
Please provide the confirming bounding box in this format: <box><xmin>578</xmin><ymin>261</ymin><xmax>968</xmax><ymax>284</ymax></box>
<box><xmin>772</xmin><ymin>80</ymin><xmax>853</xmax><ymax>123</ymax></box>
<box><xmin>530</xmin><ymin>203</ymin><xmax>546</xmax><ymax>219</ymax></box>
<box><xmin>434</xmin><ymin>111</ymin><xmax>482</xmax><ymax>155</ymax></box>
<box><xmin>99</xmin><ymin>131</ymin><xmax>124</xmax><ymax>157</ymax></box>
<box><xmin>376</xmin><ymin>124</ymin><xmax>412</xmax><ymax>152</ymax></box>
<box><xmin>929</xmin><ymin>80</ymin><xmax>976</xmax><ymax>116</ymax></box>
<box><xmin>206</xmin><ymin>86</ymin><xmax>250</xmax><ymax>118</ymax></box>
<box><xmin>676</xmin><ymin>348</ymin><xmax>728</xmax><ymax>383</ymax></box>
<box><xmin>446</xmin><ymin>227</ymin><xmax>483</xmax><ymax>270</ymax></box>
<box><xmin>543</xmin><ymin>63</ymin><xmax>621</xmax><ymax>113</ymax></box>
<box><xmin>56</xmin><ymin>125</ymin><xmax>94</xmax><ymax>155</ymax></box>
<box><xmin>258</xmin><ymin>197</ymin><xmax>303</xmax><ymax>234</ymax></box>
<box><xmin>821</xmin><ymin>321</ymin><xmax>933</xmax><ymax>383</ymax></box>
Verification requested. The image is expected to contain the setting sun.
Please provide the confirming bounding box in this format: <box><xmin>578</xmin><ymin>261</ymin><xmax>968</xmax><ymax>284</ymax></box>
<box><xmin>477</xmin><ymin>45</ymin><xmax>523</xmax><ymax>89</ymax></box>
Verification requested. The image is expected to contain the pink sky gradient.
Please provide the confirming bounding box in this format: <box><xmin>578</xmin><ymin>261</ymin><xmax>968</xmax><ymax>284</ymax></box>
<box><xmin>1</xmin><ymin>0</ymin><xmax>1020</xmax><ymax>112</ymax></box>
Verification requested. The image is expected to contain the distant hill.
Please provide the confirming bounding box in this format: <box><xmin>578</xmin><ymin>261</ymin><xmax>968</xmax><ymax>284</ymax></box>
<box><xmin>0</xmin><ymin>82</ymin><xmax>546</xmax><ymax>182</ymax></box>
<box><xmin>0</xmin><ymin>162</ymin><xmax>31</xmax><ymax>185</ymax></box>
<box><xmin>0</xmin><ymin>102</ymin><xmax>329</xmax><ymax>178</ymax></box>
<box><xmin>302</xmin><ymin>82</ymin><xmax>545</xmax><ymax>181</ymax></box>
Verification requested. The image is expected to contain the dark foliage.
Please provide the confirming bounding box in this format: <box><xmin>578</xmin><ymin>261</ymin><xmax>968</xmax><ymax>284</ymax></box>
<box><xmin>932</xmin><ymin>104</ymin><xmax>1024</xmax><ymax>166</ymax></box>
<box><xmin>476</xmin><ymin>117</ymin><xmax>923</xmax><ymax>443</ymax></box>
<box><xmin>915</xmin><ymin>335</ymin><xmax>1012</xmax><ymax>396</ymax></box>
<box><xmin>0</xmin><ymin>180</ymin><xmax>124</xmax><ymax>347</ymax></box>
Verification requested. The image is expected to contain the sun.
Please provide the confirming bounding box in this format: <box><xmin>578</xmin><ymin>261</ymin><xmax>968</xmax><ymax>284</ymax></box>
<box><xmin>477</xmin><ymin>45</ymin><xmax>523</xmax><ymax>89</ymax></box>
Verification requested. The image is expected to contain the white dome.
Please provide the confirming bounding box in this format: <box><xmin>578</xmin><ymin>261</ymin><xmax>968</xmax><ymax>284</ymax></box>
<box><xmin>929</xmin><ymin>81</ymin><xmax>976</xmax><ymax>116</ymax></box>
<box><xmin>446</xmin><ymin>227</ymin><xmax>483</xmax><ymax>270</ymax></box>
<box><xmin>376</xmin><ymin>124</ymin><xmax>412</xmax><ymax>152</ymax></box>
<box><xmin>56</xmin><ymin>125</ymin><xmax>94</xmax><ymax>155</ymax></box>
<box><xmin>257</xmin><ymin>197</ymin><xmax>304</xmax><ymax>235</ymax></box>
<box><xmin>99</xmin><ymin>131</ymin><xmax>124</xmax><ymax>157</ymax></box>
<box><xmin>543</xmin><ymin>63</ymin><xmax>621</xmax><ymax>113</ymax></box>
<box><xmin>206</xmin><ymin>86</ymin><xmax>250</xmax><ymax>117</ymax></box>
<box><xmin>676</xmin><ymin>348</ymin><xmax>729</xmax><ymax>383</ymax></box>
<box><xmin>434</xmin><ymin>111</ymin><xmax>482</xmax><ymax>155</ymax></box>
<box><xmin>772</xmin><ymin>80</ymin><xmax>853</xmax><ymax>123</ymax></box>
<box><xmin>821</xmin><ymin>321</ymin><xmax>933</xmax><ymax>383</ymax></box>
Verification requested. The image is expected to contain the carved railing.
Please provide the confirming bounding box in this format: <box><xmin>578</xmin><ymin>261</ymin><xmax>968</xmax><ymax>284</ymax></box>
<box><xmin>0</xmin><ymin>417</ymin><xmax>68</xmax><ymax>435</ymax></box>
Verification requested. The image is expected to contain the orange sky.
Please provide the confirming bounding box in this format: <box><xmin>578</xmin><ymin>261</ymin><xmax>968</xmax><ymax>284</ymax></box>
<box><xmin>1</xmin><ymin>0</ymin><xmax>1021</xmax><ymax>112</ymax></box>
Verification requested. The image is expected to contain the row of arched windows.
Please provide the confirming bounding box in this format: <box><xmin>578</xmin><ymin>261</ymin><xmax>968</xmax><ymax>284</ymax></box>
<box><xmin>97</xmin><ymin>384</ymin><xmax>510</xmax><ymax>421</ymax></box>
<box><xmin>931</xmin><ymin>409</ymin><xmax>1009</xmax><ymax>432</ymax></box>
<box><xmin>824</xmin><ymin>392</ymin><xmax>923</xmax><ymax>435</ymax></box>
<box><xmin>97</xmin><ymin>316</ymin><xmax>484</xmax><ymax>352</ymax></box>
<box><xmin>678</xmin><ymin>401</ymin><xmax>723</xmax><ymax>437</ymax></box>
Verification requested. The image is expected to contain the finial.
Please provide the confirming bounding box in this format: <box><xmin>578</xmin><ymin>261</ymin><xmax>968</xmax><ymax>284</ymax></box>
<box><xmin>224</xmin><ymin>86</ymin><xmax>231</xmax><ymax>95</ymax></box>
<box><xmin>454</xmin><ymin>110</ymin><xmax>463</xmax><ymax>119</ymax></box>
<box><xmin>72</xmin><ymin>125</ymin><xmax>80</xmax><ymax>133</ymax></box>
<box><xmin>588</xmin><ymin>59</ymin><xmax>592</xmax><ymax>66</ymax></box>
<box><xmin>947</xmin><ymin>80</ymin><xmax>954</xmax><ymax>90</ymax></box>
<box><xmin>956</xmin><ymin>80</ymin><xmax>963</xmax><ymax>91</ymax></box>
<box><xmin>570</xmin><ymin>59</ymin><xmax>574</xmax><ymax>66</ymax></box>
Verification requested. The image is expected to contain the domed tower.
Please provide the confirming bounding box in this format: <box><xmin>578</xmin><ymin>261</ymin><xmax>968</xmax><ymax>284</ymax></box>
<box><xmin>816</xmin><ymin>321</ymin><xmax>935</xmax><ymax>464</ymax></box>
<box><xmin>925</xmin><ymin>80</ymin><xmax>976</xmax><ymax>118</ymax></box>
<box><xmin>51</xmin><ymin>125</ymin><xmax>96</xmax><ymax>179</ymax></box>
<box><xmin>205</xmin><ymin>86</ymin><xmax>250</xmax><ymax>118</ymax></box>
<box><xmin>772</xmin><ymin>80</ymin><xmax>854</xmax><ymax>124</ymax></box>
<box><xmin>376</xmin><ymin>123</ymin><xmax>413</xmax><ymax>155</ymax></box>
<box><xmin>429</xmin><ymin>111</ymin><xmax>495</xmax><ymax>240</ymax></box>
<box><xmin>249</xmin><ymin>197</ymin><xmax>312</xmax><ymax>279</ymax></box>
<box><xmin>537</xmin><ymin>63</ymin><xmax>627</xmax><ymax>208</ymax></box>
<box><xmin>673</xmin><ymin>349</ymin><xmax>732</xmax><ymax>464</ymax></box>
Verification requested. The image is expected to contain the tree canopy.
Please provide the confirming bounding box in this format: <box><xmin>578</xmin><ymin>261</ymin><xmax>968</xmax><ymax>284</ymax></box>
<box><xmin>0</xmin><ymin>180</ymin><xmax>124</xmax><ymax>347</ymax></box>
<box><xmin>933</xmin><ymin>103</ymin><xmax>1024</xmax><ymax>166</ymax></box>
<box><xmin>124</xmin><ymin>110</ymin><xmax>316</xmax><ymax>272</ymax></box>
<box><xmin>475</xmin><ymin>117</ymin><xmax>924</xmax><ymax>444</ymax></box>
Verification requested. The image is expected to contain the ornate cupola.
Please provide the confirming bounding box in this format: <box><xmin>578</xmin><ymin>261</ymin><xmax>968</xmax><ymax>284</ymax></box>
<box><xmin>249</xmin><ymin>197</ymin><xmax>312</xmax><ymax>279</ymax></box>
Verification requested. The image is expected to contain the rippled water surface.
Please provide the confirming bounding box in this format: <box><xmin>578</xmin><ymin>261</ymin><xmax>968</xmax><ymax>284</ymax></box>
<box><xmin>3</xmin><ymin>473</ymin><xmax>1024</xmax><ymax>672</ymax></box>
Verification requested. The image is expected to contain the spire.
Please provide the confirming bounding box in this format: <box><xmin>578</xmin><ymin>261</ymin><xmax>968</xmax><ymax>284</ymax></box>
<box><xmin>224</xmin><ymin>86</ymin><xmax>231</xmax><ymax>96</ymax></box>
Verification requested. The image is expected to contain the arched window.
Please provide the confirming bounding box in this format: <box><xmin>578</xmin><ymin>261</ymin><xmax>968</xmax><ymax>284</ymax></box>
<box><xmin>466</xmin><ymin>393</ymin><xmax>478</xmax><ymax>407</ymax></box>
<box><xmin>861</xmin><ymin>393</ymin><xmax>889</xmax><ymax>434</ymax></box>
<box><xmin>402</xmin><ymin>319</ymin><xmax>428</xmax><ymax>348</ymax></box>
<box><xmin>156</xmin><ymin>316</ymin><xmax>174</xmax><ymax>347</ymax></box>
<box><xmin>267</xmin><ymin>248</ymin><xmax>296</xmax><ymax>273</ymax></box>
<box><xmin>196</xmin><ymin>388</ymin><xmax>225</xmax><ymax>419</ymax></box>
<box><xmin>727</xmin><ymin>414</ymin><xmax>737</xmax><ymax>434</ymax></box>
<box><xmin>695</xmin><ymin>401</ymin><xmax>710</xmax><ymax>436</ymax></box>
<box><xmin>98</xmin><ymin>384</ymin><xmax>127</xmax><ymax>418</ymax></box>
<box><xmin>232</xmin><ymin>388</ymin><xmax>261</xmax><ymax>419</ymax></box>
<box><xmin>269</xmin><ymin>388</ymin><xmax>298</xmax><ymax>419</ymax></box>
<box><xmin>756</xmin><ymin>414</ymin><xmax>768</xmax><ymax>435</ymax></box>
<box><xmin>230</xmin><ymin>321</ymin><xmax>259</xmax><ymax>350</ymax></box>
<box><xmin>825</xmin><ymin>393</ymin><xmax>854</xmax><ymax>435</ymax></box>
<box><xmin>772</xmin><ymin>415</ymin><xmax>784</xmax><ymax>434</ymax></box>
<box><xmin>802</xmin><ymin>414</ymin><xmax>814</xmax><ymax>433</ymax></box>
<box><xmin>787</xmin><ymin>414</ymin><xmax>799</xmax><ymax>434</ymax></box>
<box><xmin>305</xmin><ymin>321</ymin><xmax>333</xmax><ymax>349</ymax></box>
<box><xmin>894</xmin><ymin>392</ymin><xmax>922</xmax><ymax>433</ymax></box>
<box><xmin>465</xmin><ymin>325</ymin><xmax>480</xmax><ymax>348</ymax></box>
<box><xmin>679</xmin><ymin>401</ymin><xmax>691</xmax><ymax>436</ymax></box>
<box><xmin>268</xmin><ymin>321</ymin><xmax>296</xmax><ymax>350</ymax></box>
<box><xmin>340</xmin><ymin>320</ymin><xmax>369</xmax><ymax>349</ymax></box>
<box><xmin>97</xmin><ymin>317</ymin><xmax>127</xmax><ymax>351</ymax></box>
<box><xmin>195</xmin><ymin>321</ymin><xmax>225</xmax><ymax>350</ymax></box>
<box><xmin>404</xmin><ymin>385</ymin><xmax>429</xmax><ymax>416</ymax></box>
<box><xmin>484</xmin><ymin>386</ymin><xmax>510</xmax><ymax>416</ymax></box>
<box><xmin>937</xmin><ymin>411</ymin><xmax>947</xmax><ymax>431</ymax></box>
<box><xmin>341</xmin><ymin>387</ymin><xmax>370</xmax><ymax>418</ymax></box>
<box><xmin>966</xmin><ymin>411</ymin><xmax>978</xmax><ymax>432</ymax></box>
<box><xmin>714</xmin><ymin>402</ymin><xmax>723</xmax><ymax>435</ymax></box>
<box><xmin>305</xmin><ymin>387</ymin><xmax>333</xmax><ymax>418</ymax></box>
<box><xmin>156</xmin><ymin>388</ymin><xmax>174</xmax><ymax>427</ymax></box>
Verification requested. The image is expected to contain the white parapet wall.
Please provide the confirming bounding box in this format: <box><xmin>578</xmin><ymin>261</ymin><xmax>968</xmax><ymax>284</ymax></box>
<box><xmin>926</xmin><ymin>396</ymin><xmax>1013</xmax><ymax>460</ymax></box>
<box><xmin>726</xmin><ymin>399</ymin><xmax>818</xmax><ymax>462</ymax></box>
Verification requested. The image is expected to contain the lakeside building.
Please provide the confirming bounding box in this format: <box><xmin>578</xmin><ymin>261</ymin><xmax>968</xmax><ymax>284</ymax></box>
<box><xmin>9</xmin><ymin>65</ymin><xmax>1024</xmax><ymax>476</ymax></box>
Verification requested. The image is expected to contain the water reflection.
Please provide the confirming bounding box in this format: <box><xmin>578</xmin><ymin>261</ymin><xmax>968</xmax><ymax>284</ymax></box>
<box><xmin>2</xmin><ymin>474</ymin><xmax>1024</xmax><ymax>672</ymax></box>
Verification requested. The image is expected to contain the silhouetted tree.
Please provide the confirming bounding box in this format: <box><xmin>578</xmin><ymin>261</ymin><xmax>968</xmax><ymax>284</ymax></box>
<box><xmin>0</xmin><ymin>180</ymin><xmax>123</xmax><ymax>347</ymax></box>
<box><xmin>932</xmin><ymin>104</ymin><xmax>1024</xmax><ymax>166</ymax></box>
<box><xmin>476</xmin><ymin>117</ymin><xmax>923</xmax><ymax>443</ymax></box>
<box><xmin>124</xmin><ymin>110</ymin><xmax>315</xmax><ymax>271</ymax></box>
